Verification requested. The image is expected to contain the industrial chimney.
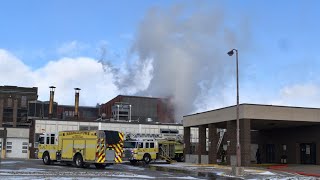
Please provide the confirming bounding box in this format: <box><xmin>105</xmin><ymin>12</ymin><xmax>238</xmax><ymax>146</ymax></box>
<box><xmin>74</xmin><ymin>88</ymin><xmax>81</xmax><ymax>118</ymax></box>
<box><xmin>49</xmin><ymin>86</ymin><xmax>56</xmax><ymax>118</ymax></box>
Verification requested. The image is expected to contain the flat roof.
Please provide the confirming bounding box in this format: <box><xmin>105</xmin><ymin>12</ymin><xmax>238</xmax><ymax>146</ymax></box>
<box><xmin>183</xmin><ymin>104</ymin><xmax>320</xmax><ymax>127</ymax></box>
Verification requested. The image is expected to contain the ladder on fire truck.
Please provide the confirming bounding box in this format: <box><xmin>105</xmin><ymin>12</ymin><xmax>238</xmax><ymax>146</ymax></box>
<box><xmin>126</xmin><ymin>133</ymin><xmax>182</xmax><ymax>142</ymax></box>
<box><xmin>159</xmin><ymin>145</ymin><xmax>175</xmax><ymax>163</ymax></box>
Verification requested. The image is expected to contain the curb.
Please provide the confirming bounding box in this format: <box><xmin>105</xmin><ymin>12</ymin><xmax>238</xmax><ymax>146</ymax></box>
<box><xmin>268</xmin><ymin>165</ymin><xmax>320</xmax><ymax>177</ymax></box>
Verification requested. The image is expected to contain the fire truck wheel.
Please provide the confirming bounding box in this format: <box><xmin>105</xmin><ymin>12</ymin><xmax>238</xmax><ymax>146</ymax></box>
<box><xmin>143</xmin><ymin>154</ymin><xmax>151</xmax><ymax>164</ymax></box>
<box><xmin>177</xmin><ymin>154</ymin><xmax>185</xmax><ymax>162</ymax></box>
<box><xmin>74</xmin><ymin>154</ymin><xmax>84</xmax><ymax>168</ymax></box>
<box><xmin>43</xmin><ymin>152</ymin><xmax>51</xmax><ymax>165</ymax></box>
<box><xmin>83</xmin><ymin>163</ymin><xmax>90</xmax><ymax>168</ymax></box>
<box><xmin>130</xmin><ymin>160</ymin><xmax>137</xmax><ymax>165</ymax></box>
<box><xmin>95</xmin><ymin>163</ymin><xmax>107</xmax><ymax>169</ymax></box>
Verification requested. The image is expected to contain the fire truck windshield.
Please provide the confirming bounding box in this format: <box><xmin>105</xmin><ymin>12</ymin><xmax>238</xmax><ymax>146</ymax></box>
<box><xmin>124</xmin><ymin>141</ymin><xmax>137</xmax><ymax>148</ymax></box>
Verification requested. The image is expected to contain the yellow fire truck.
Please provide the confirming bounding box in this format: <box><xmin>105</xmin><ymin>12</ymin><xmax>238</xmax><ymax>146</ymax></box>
<box><xmin>37</xmin><ymin>130</ymin><xmax>124</xmax><ymax>169</ymax></box>
<box><xmin>123</xmin><ymin>133</ymin><xmax>184</xmax><ymax>164</ymax></box>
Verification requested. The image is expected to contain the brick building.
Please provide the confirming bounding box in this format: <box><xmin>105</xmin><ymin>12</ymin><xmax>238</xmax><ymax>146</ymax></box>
<box><xmin>56</xmin><ymin>105</ymin><xmax>99</xmax><ymax>121</ymax></box>
<box><xmin>0</xmin><ymin>86</ymin><xmax>38</xmax><ymax>159</ymax></box>
<box><xmin>183</xmin><ymin>104</ymin><xmax>320</xmax><ymax>166</ymax></box>
<box><xmin>0</xmin><ymin>86</ymin><xmax>38</xmax><ymax>127</ymax></box>
<box><xmin>100</xmin><ymin>95</ymin><xmax>175</xmax><ymax>123</ymax></box>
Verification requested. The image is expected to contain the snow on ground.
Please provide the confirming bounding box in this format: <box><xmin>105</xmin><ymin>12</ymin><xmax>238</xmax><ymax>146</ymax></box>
<box><xmin>245</xmin><ymin>169</ymin><xmax>275</xmax><ymax>175</ymax></box>
<box><xmin>257</xmin><ymin>171</ymin><xmax>276</xmax><ymax>175</ymax></box>
<box><xmin>120</xmin><ymin>164</ymin><xmax>145</xmax><ymax>171</ymax></box>
<box><xmin>0</xmin><ymin>177</ymin><xmax>145</xmax><ymax>180</ymax></box>
<box><xmin>109</xmin><ymin>173</ymin><xmax>155</xmax><ymax>179</ymax></box>
<box><xmin>0</xmin><ymin>168</ymin><xmax>45</xmax><ymax>172</ymax></box>
<box><xmin>167</xmin><ymin>176</ymin><xmax>201</xmax><ymax>179</ymax></box>
<box><xmin>150</xmin><ymin>163</ymin><xmax>314</xmax><ymax>180</ymax></box>
<box><xmin>0</xmin><ymin>161</ymin><xmax>23</xmax><ymax>164</ymax></box>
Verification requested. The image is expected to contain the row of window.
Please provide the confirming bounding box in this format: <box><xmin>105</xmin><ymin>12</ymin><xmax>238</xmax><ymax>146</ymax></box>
<box><xmin>4</xmin><ymin>96</ymin><xmax>28</xmax><ymax>108</ymax></box>
<box><xmin>138</xmin><ymin>142</ymin><xmax>155</xmax><ymax>148</ymax></box>
<box><xmin>65</xmin><ymin>111</ymin><xmax>75</xmax><ymax>117</ymax></box>
<box><xmin>0</xmin><ymin>142</ymin><xmax>28</xmax><ymax>153</ymax></box>
<box><xmin>38</xmin><ymin>134</ymin><xmax>56</xmax><ymax>145</ymax></box>
<box><xmin>63</xmin><ymin>110</ymin><xmax>97</xmax><ymax>118</ymax></box>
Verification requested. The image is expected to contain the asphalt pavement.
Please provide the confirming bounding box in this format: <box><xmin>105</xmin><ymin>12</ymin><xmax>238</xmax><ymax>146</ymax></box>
<box><xmin>0</xmin><ymin>159</ymin><xmax>212</xmax><ymax>179</ymax></box>
<box><xmin>0</xmin><ymin>159</ymin><xmax>317</xmax><ymax>180</ymax></box>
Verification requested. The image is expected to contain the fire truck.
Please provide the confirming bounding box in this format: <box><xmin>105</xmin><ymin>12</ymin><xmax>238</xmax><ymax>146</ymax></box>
<box><xmin>123</xmin><ymin>132</ymin><xmax>184</xmax><ymax>164</ymax></box>
<box><xmin>37</xmin><ymin>130</ymin><xmax>124</xmax><ymax>169</ymax></box>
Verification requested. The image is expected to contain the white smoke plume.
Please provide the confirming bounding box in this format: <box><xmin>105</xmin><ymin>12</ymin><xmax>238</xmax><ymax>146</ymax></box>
<box><xmin>105</xmin><ymin>3</ymin><xmax>251</xmax><ymax>122</ymax></box>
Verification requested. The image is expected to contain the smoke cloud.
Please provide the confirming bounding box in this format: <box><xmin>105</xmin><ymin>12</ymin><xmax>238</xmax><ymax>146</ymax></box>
<box><xmin>106</xmin><ymin>3</ymin><xmax>251</xmax><ymax>122</ymax></box>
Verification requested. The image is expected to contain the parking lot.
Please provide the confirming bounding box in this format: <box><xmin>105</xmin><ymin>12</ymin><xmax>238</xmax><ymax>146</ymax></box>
<box><xmin>1</xmin><ymin>158</ymin><xmax>318</xmax><ymax>180</ymax></box>
<box><xmin>0</xmin><ymin>159</ymin><xmax>211</xmax><ymax>179</ymax></box>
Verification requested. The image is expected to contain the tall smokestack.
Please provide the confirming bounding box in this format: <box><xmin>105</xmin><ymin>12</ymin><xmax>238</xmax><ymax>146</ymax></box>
<box><xmin>49</xmin><ymin>86</ymin><xmax>56</xmax><ymax>118</ymax></box>
<box><xmin>74</xmin><ymin>88</ymin><xmax>81</xmax><ymax>118</ymax></box>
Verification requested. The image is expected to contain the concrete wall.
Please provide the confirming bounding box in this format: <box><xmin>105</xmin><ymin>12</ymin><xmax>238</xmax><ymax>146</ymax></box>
<box><xmin>185</xmin><ymin>154</ymin><xmax>198</xmax><ymax>164</ymax></box>
<box><xmin>201</xmin><ymin>155</ymin><xmax>208</xmax><ymax>164</ymax></box>
<box><xmin>185</xmin><ymin>154</ymin><xmax>209</xmax><ymax>164</ymax></box>
<box><xmin>7</xmin><ymin>128</ymin><xmax>29</xmax><ymax>138</ymax></box>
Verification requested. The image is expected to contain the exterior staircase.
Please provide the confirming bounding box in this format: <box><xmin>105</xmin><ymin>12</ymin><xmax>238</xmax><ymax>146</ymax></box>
<box><xmin>159</xmin><ymin>146</ymin><xmax>175</xmax><ymax>163</ymax></box>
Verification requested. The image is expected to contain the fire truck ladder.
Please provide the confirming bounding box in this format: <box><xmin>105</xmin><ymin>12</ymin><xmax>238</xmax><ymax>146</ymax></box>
<box><xmin>126</xmin><ymin>133</ymin><xmax>163</xmax><ymax>140</ymax></box>
<box><xmin>159</xmin><ymin>145</ymin><xmax>175</xmax><ymax>163</ymax></box>
<box><xmin>216</xmin><ymin>129</ymin><xmax>226</xmax><ymax>151</ymax></box>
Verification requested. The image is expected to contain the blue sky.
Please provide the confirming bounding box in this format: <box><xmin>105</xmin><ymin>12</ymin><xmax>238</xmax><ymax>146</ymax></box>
<box><xmin>0</xmin><ymin>0</ymin><xmax>319</xmax><ymax>114</ymax></box>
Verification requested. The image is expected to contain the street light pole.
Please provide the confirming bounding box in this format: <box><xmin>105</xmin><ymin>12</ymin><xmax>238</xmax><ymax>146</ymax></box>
<box><xmin>227</xmin><ymin>49</ymin><xmax>241</xmax><ymax>167</ymax></box>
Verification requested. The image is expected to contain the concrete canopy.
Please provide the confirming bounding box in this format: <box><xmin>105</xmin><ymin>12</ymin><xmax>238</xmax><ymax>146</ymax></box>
<box><xmin>183</xmin><ymin>104</ymin><xmax>320</xmax><ymax>128</ymax></box>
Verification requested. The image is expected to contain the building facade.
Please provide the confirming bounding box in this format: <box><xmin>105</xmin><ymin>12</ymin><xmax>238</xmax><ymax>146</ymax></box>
<box><xmin>0</xmin><ymin>127</ymin><xmax>30</xmax><ymax>159</ymax></box>
<box><xmin>56</xmin><ymin>105</ymin><xmax>99</xmax><ymax>121</ymax></box>
<box><xmin>0</xmin><ymin>86</ymin><xmax>38</xmax><ymax>127</ymax></box>
<box><xmin>183</xmin><ymin>104</ymin><xmax>320</xmax><ymax>166</ymax></box>
<box><xmin>100</xmin><ymin>95</ymin><xmax>175</xmax><ymax>123</ymax></box>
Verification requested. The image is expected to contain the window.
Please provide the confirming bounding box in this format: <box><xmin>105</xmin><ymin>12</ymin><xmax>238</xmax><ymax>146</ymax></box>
<box><xmin>6</xmin><ymin>142</ymin><xmax>12</xmax><ymax>153</ymax></box>
<box><xmin>124</xmin><ymin>142</ymin><xmax>137</xmax><ymax>148</ymax></box>
<box><xmin>283</xmin><ymin>145</ymin><xmax>287</xmax><ymax>151</ymax></box>
<box><xmin>35</xmin><ymin>133</ymin><xmax>44</xmax><ymax>147</ymax></box>
<box><xmin>146</xmin><ymin>143</ymin><xmax>149</xmax><ymax>148</ymax></box>
<box><xmin>138</xmin><ymin>142</ymin><xmax>143</xmax><ymax>148</ymax></box>
<box><xmin>38</xmin><ymin>136</ymin><xmax>44</xmax><ymax>145</ymax></box>
<box><xmin>7</xmin><ymin>98</ymin><xmax>12</xmax><ymax>107</ymax></box>
<box><xmin>46</xmin><ymin>137</ymin><xmax>50</xmax><ymax>144</ymax></box>
<box><xmin>21</xmin><ymin>96</ymin><xmax>27</xmax><ymax>107</ymax></box>
<box><xmin>22</xmin><ymin>141</ymin><xmax>28</xmax><ymax>153</ymax></box>
<box><xmin>150</xmin><ymin>142</ymin><xmax>154</xmax><ymax>148</ymax></box>
<box><xmin>50</xmin><ymin>134</ymin><xmax>55</xmax><ymax>144</ymax></box>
